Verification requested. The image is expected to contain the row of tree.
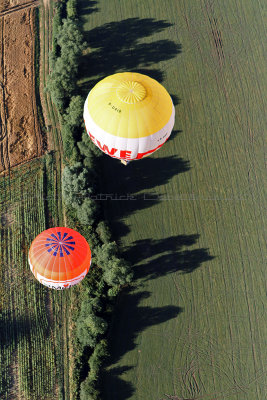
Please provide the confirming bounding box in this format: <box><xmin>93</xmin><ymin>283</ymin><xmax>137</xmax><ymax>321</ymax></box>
<box><xmin>46</xmin><ymin>1</ymin><xmax>133</xmax><ymax>399</ymax></box>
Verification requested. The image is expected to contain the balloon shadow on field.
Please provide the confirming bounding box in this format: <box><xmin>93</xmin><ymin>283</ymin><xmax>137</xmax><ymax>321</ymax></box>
<box><xmin>167</xmin><ymin>129</ymin><xmax>182</xmax><ymax>141</ymax></box>
<box><xmin>77</xmin><ymin>17</ymin><xmax>182</xmax><ymax>96</ymax></box>
<box><xmin>170</xmin><ymin>94</ymin><xmax>181</xmax><ymax>106</ymax></box>
<box><xmin>101</xmin><ymin>234</ymin><xmax>214</xmax><ymax>400</ymax></box>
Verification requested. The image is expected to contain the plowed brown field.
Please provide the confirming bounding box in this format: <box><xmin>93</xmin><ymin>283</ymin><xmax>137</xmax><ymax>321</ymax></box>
<box><xmin>0</xmin><ymin>4</ymin><xmax>43</xmax><ymax>173</ymax></box>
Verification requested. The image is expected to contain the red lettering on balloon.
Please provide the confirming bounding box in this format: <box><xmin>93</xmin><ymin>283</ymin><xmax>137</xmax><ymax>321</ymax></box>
<box><xmin>96</xmin><ymin>140</ymin><xmax>118</xmax><ymax>156</ymax></box>
<box><xmin>120</xmin><ymin>150</ymin><xmax>132</xmax><ymax>159</ymax></box>
<box><xmin>88</xmin><ymin>131</ymin><xmax>96</xmax><ymax>144</ymax></box>
<box><xmin>86</xmin><ymin>132</ymin><xmax>169</xmax><ymax>160</ymax></box>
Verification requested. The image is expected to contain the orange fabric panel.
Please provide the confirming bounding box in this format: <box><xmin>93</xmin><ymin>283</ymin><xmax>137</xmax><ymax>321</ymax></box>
<box><xmin>29</xmin><ymin>227</ymin><xmax>91</xmax><ymax>282</ymax></box>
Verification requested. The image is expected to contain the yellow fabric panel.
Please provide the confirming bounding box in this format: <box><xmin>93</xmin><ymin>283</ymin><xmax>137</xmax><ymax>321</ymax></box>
<box><xmin>86</xmin><ymin>72</ymin><xmax>173</xmax><ymax>139</ymax></box>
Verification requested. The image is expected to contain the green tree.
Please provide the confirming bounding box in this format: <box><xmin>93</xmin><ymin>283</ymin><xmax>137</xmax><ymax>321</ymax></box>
<box><xmin>76</xmin><ymin>198</ymin><xmax>98</xmax><ymax>226</ymax></box>
<box><xmin>102</xmin><ymin>258</ymin><xmax>133</xmax><ymax>288</ymax></box>
<box><xmin>89</xmin><ymin>340</ymin><xmax>108</xmax><ymax>381</ymax></box>
<box><xmin>80</xmin><ymin>376</ymin><xmax>99</xmax><ymax>400</ymax></box>
<box><xmin>76</xmin><ymin>313</ymin><xmax>107</xmax><ymax>347</ymax></box>
<box><xmin>67</xmin><ymin>0</ymin><xmax>77</xmax><ymax>19</ymax></box>
<box><xmin>63</xmin><ymin>95</ymin><xmax>84</xmax><ymax>129</ymax></box>
<box><xmin>57</xmin><ymin>19</ymin><xmax>86</xmax><ymax>63</ymax></box>
<box><xmin>46</xmin><ymin>19</ymin><xmax>86</xmax><ymax>109</ymax></box>
<box><xmin>95</xmin><ymin>243</ymin><xmax>133</xmax><ymax>289</ymax></box>
<box><xmin>96</xmin><ymin>221</ymin><xmax>112</xmax><ymax>244</ymax></box>
<box><xmin>62</xmin><ymin>124</ymin><xmax>76</xmax><ymax>158</ymax></box>
<box><xmin>77</xmin><ymin>131</ymin><xmax>102</xmax><ymax>168</ymax></box>
<box><xmin>62</xmin><ymin>163</ymin><xmax>93</xmax><ymax>208</ymax></box>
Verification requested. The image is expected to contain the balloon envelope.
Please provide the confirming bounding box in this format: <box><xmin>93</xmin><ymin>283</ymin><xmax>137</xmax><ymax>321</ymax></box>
<box><xmin>83</xmin><ymin>72</ymin><xmax>175</xmax><ymax>161</ymax></box>
<box><xmin>28</xmin><ymin>227</ymin><xmax>91</xmax><ymax>289</ymax></box>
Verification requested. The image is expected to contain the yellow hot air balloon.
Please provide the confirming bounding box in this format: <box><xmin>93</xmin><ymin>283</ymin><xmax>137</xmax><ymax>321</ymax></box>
<box><xmin>83</xmin><ymin>72</ymin><xmax>175</xmax><ymax>163</ymax></box>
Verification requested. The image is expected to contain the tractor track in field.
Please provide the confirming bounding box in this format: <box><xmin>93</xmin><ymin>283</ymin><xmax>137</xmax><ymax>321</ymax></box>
<box><xmin>203</xmin><ymin>0</ymin><xmax>265</xmax><ymax>225</ymax></box>
<box><xmin>0</xmin><ymin>1</ymin><xmax>40</xmax><ymax>18</ymax></box>
<box><xmin>202</xmin><ymin>0</ymin><xmax>260</xmax><ymax>155</ymax></box>
<box><xmin>203</xmin><ymin>0</ymin><xmax>225</xmax><ymax>67</ymax></box>
<box><xmin>209</xmin><ymin>16</ymin><xmax>224</xmax><ymax>64</ymax></box>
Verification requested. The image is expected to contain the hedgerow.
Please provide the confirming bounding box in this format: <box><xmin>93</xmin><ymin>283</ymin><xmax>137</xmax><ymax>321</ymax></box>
<box><xmin>46</xmin><ymin>1</ymin><xmax>133</xmax><ymax>399</ymax></box>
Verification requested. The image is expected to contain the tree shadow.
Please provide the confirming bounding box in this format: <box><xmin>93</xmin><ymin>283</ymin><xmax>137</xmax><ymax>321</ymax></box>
<box><xmin>101</xmin><ymin>289</ymin><xmax>183</xmax><ymax>400</ymax></box>
<box><xmin>107</xmin><ymin>156</ymin><xmax>190</xmax><ymax>194</ymax></box>
<box><xmin>78</xmin><ymin>17</ymin><xmax>182</xmax><ymax>96</ymax></box>
<box><xmin>0</xmin><ymin>305</ymin><xmax>52</xmax><ymax>349</ymax></box>
<box><xmin>123</xmin><ymin>234</ymin><xmax>199</xmax><ymax>264</ymax></box>
<box><xmin>100</xmin><ymin>366</ymin><xmax>135</xmax><ymax>400</ymax></box>
<box><xmin>77</xmin><ymin>0</ymin><xmax>99</xmax><ymax>17</ymax></box>
<box><xmin>98</xmin><ymin>155</ymin><xmax>190</xmax><ymax>240</ymax></box>
<box><xmin>111</xmin><ymin>290</ymin><xmax>183</xmax><ymax>361</ymax></box>
<box><xmin>101</xmin><ymin>234</ymin><xmax>214</xmax><ymax>399</ymax></box>
<box><xmin>0</xmin><ymin>309</ymin><xmax>52</xmax><ymax>396</ymax></box>
<box><xmin>124</xmin><ymin>235</ymin><xmax>215</xmax><ymax>282</ymax></box>
<box><xmin>99</xmin><ymin>193</ymin><xmax>159</xmax><ymax>239</ymax></box>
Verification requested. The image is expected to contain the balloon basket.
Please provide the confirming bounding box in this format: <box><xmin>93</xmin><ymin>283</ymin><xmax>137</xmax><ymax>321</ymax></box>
<box><xmin>121</xmin><ymin>160</ymin><xmax>130</xmax><ymax>166</ymax></box>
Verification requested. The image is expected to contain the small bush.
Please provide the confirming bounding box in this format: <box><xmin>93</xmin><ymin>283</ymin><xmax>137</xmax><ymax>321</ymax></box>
<box><xmin>96</xmin><ymin>221</ymin><xmax>112</xmax><ymax>244</ymax></box>
<box><xmin>80</xmin><ymin>376</ymin><xmax>99</xmax><ymax>400</ymax></box>
<box><xmin>62</xmin><ymin>163</ymin><xmax>93</xmax><ymax>208</ymax></box>
<box><xmin>63</xmin><ymin>95</ymin><xmax>84</xmax><ymax>130</ymax></box>
<box><xmin>66</xmin><ymin>0</ymin><xmax>77</xmax><ymax>19</ymax></box>
<box><xmin>76</xmin><ymin>198</ymin><xmax>98</xmax><ymax>226</ymax></box>
<box><xmin>88</xmin><ymin>340</ymin><xmax>108</xmax><ymax>381</ymax></box>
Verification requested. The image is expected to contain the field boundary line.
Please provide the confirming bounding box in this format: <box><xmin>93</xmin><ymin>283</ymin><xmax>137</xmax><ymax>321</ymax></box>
<box><xmin>0</xmin><ymin>1</ymin><xmax>40</xmax><ymax>18</ymax></box>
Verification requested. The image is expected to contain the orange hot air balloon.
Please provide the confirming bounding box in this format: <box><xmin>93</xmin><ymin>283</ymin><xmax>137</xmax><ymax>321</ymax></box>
<box><xmin>28</xmin><ymin>227</ymin><xmax>91</xmax><ymax>289</ymax></box>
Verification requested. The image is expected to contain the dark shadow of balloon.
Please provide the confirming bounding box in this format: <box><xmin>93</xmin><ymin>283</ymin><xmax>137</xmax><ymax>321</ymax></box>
<box><xmin>167</xmin><ymin>129</ymin><xmax>182</xmax><ymax>141</ymax></box>
<box><xmin>170</xmin><ymin>94</ymin><xmax>181</xmax><ymax>106</ymax></box>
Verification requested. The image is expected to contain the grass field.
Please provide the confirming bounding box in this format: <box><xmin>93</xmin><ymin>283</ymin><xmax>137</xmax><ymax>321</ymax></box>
<box><xmin>78</xmin><ymin>0</ymin><xmax>266</xmax><ymax>399</ymax></box>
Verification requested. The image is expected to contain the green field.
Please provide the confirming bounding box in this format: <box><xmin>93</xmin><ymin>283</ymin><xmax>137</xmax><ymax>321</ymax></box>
<box><xmin>78</xmin><ymin>0</ymin><xmax>266</xmax><ymax>399</ymax></box>
<box><xmin>0</xmin><ymin>152</ymin><xmax>74</xmax><ymax>399</ymax></box>
<box><xmin>0</xmin><ymin>158</ymin><xmax>55</xmax><ymax>399</ymax></box>
<box><xmin>0</xmin><ymin>2</ymin><xmax>74</xmax><ymax>399</ymax></box>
